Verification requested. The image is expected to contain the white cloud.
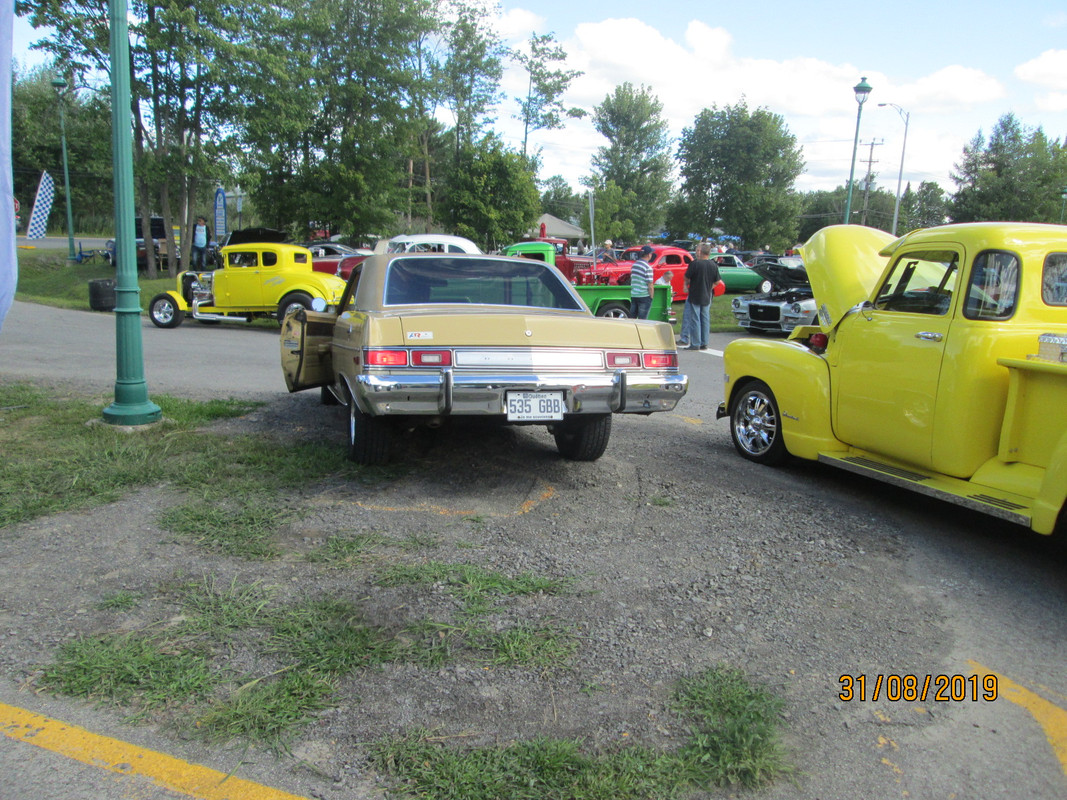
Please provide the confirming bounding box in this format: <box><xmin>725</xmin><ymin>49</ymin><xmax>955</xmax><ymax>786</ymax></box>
<box><xmin>1035</xmin><ymin>92</ymin><xmax>1067</xmax><ymax>113</ymax></box>
<box><xmin>1015</xmin><ymin>50</ymin><xmax>1067</xmax><ymax>91</ymax></box>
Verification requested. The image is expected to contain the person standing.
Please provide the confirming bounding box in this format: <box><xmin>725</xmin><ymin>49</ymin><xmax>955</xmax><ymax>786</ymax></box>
<box><xmin>683</xmin><ymin>242</ymin><xmax>720</xmax><ymax>349</ymax></box>
<box><xmin>191</xmin><ymin>216</ymin><xmax>211</xmax><ymax>269</ymax></box>
<box><xmin>629</xmin><ymin>245</ymin><xmax>655</xmax><ymax>319</ymax></box>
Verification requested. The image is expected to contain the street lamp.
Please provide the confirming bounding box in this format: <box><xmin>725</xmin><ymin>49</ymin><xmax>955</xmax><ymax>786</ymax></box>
<box><xmin>51</xmin><ymin>76</ymin><xmax>76</xmax><ymax>260</ymax></box>
<box><xmin>879</xmin><ymin>102</ymin><xmax>910</xmax><ymax>236</ymax></box>
<box><xmin>843</xmin><ymin>76</ymin><xmax>872</xmax><ymax>225</ymax></box>
<box><xmin>1060</xmin><ymin>187</ymin><xmax>1067</xmax><ymax>224</ymax></box>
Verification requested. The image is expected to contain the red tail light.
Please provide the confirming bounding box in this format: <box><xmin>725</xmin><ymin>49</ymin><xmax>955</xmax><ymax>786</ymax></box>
<box><xmin>606</xmin><ymin>352</ymin><xmax>641</xmax><ymax>368</ymax></box>
<box><xmin>808</xmin><ymin>333</ymin><xmax>829</xmax><ymax>352</ymax></box>
<box><xmin>365</xmin><ymin>349</ymin><xmax>408</xmax><ymax>367</ymax></box>
<box><xmin>411</xmin><ymin>350</ymin><xmax>452</xmax><ymax>367</ymax></box>
<box><xmin>643</xmin><ymin>352</ymin><xmax>677</xmax><ymax>369</ymax></box>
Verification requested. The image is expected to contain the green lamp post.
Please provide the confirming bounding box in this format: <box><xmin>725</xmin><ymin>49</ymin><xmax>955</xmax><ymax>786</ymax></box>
<box><xmin>50</xmin><ymin>76</ymin><xmax>77</xmax><ymax>261</ymax></box>
<box><xmin>1060</xmin><ymin>187</ymin><xmax>1067</xmax><ymax>224</ymax></box>
<box><xmin>843</xmin><ymin>77</ymin><xmax>872</xmax><ymax>225</ymax></box>
<box><xmin>101</xmin><ymin>0</ymin><xmax>161</xmax><ymax>426</ymax></box>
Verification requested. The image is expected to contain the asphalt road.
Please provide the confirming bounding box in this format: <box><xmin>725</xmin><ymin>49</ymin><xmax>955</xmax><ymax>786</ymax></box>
<box><xmin>1</xmin><ymin>300</ymin><xmax>1065</xmax><ymax>799</ymax></box>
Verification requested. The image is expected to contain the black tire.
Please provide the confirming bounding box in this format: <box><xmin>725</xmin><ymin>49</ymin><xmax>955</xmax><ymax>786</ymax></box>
<box><xmin>277</xmin><ymin>291</ymin><xmax>314</xmax><ymax>324</ymax></box>
<box><xmin>616</xmin><ymin>274</ymin><xmax>631</xmax><ymax>286</ymax></box>
<box><xmin>595</xmin><ymin>301</ymin><xmax>630</xmax><ymax>318</ymax></box>
<box><xmin>553</xmin><ymin>414</ymin><xmax>612</xmax><ymax>461</ymax></box>
<box><xmin>729</xmin><ymin>380</ymin><xmax>787</xmax><ymax>465</ymax></box>
<box><xmin>758</xmin><ymin>279</ymin><xmax>774</xmax><ymax>294</ymax></box>
<box><xmin>345</xmin><ymin>388</ymin><xmax>391</xmax><ymax>465</ymax></box>
<box><xmin>148</xmin><ymin>293</ymin><xmax>184</xmax><ymax>328</ymax></box>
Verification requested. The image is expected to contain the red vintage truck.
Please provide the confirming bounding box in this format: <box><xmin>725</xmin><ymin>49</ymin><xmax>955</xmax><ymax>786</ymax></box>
<box><xmin>575</xmin><ymin>244</ymin><xmax>693</xmax><ymax>302</ymax></box>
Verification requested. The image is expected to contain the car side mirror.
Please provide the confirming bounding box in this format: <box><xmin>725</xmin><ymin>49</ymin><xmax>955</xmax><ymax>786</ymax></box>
<box><xmin>311</xmin><ymin>297</ymin><xmax>327</xmax><ymax>312</ymax></box>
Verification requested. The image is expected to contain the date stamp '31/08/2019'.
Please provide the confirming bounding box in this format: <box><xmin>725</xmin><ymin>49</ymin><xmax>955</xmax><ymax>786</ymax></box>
<box><xmin>838</xmin><ymin>674</ymin><xmax>998</xmax><ymax>703</ymax></box>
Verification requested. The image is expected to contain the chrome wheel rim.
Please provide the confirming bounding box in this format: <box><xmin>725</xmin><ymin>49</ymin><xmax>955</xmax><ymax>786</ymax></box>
<box><xmin>152</xmin><ymin>300</ymin><xmax>174</xmax><ymax>324</ymax></box>
<box><xmin>733</xmin><ymin>389</ymin><xmax>778</xmax><ymax>457</ymax></box>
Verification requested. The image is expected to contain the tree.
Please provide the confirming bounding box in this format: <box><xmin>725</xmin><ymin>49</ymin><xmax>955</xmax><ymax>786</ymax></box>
<box><xmin>590</xmin><ymin>83</ymin><xmax>671</xmax><ymax>238</ymax></box>
<box><xmin>513</xmin><ymin>32</ymin><xmax>584</xmax><ymax>157</ymax></box>
<box><xmin>581</xmin><ymin>177</ymin><xmax>637</xmax><ymax>245</ymax></box>
<box><xmin>675</xmin><ymin>100</ymin><xmax>804</xmax><ymax>251</ymax></box>
<box><xmin>950</xmin><ymin>114</ymin><xmax>1067</xmax><ymax>223</ymax></box>
<box><xmin>435</xmin><ymin>136</ymin><xmax>540</xmax><ymax>251</ymax></box>
<box><xmin>540</xmin><ymin>175</ymin><xmax>582</xmax><ymax>224</ymax></box>
<box><xmin>438</xmin><ymin>0</ymin><xmax>505</xmax><ymax>156</ymax></box>
<box><xmin>12</xmin><ymin>64</ymin><xmax>113</xmax><ymax>234</ymax></box>
<box><xmin>898</xmin><ymin>181</ymin><xmax>949</xmax><ymax>231</ymax></box>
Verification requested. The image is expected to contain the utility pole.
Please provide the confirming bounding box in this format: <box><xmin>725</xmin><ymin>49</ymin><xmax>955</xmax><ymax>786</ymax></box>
<box><xmin>860</xmin><ymin>139</ymin><xmax>883</xmax><ymax>227</ymax></box>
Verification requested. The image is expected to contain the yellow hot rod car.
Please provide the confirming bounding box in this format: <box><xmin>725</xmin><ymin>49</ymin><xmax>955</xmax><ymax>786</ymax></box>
<box><xmin>281</xmin><ymin>253</ymin><xmax>689</xmax><ymax>464</ymax></box>
<box><xmin>718</xmin><ymin>222</ymin><xmax>1067</xmax><ymax>536</ymax></box>
<box><xmin>147</xmin><ymin>234</ymin><xmax>346</xmax><ymax>328</ymax></box>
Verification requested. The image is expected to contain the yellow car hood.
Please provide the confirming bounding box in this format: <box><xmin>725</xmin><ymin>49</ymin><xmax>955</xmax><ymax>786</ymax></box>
<box><xmin>390</xmin><ymin>309</ymin><xmax>662</xmax><ymax>349</ymax></box>
<box><xmin>799</xmin><ymin>225</ymin><xmax>896</xmax><ymax>330</ymax></box>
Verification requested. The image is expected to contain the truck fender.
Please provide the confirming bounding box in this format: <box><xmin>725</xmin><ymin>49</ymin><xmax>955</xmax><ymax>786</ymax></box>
<box><xmin>724</xmin><ymin>339</ymin><xmax>840</xmax><ymax>460</ymax></box>
<box><xmin>1033</xmin><ymin>427</ymin><xmax>1067</xmax><ymax>535</ymax></box>
<box><xmin>163</xmin><ymin>288</ymin><xmax>189</xmax><ymax>311</ymax></box>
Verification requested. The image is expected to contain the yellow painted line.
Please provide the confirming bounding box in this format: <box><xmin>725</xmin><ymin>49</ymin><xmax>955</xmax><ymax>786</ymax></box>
<box><xmin>355</xmin><ymin>481</ymin><xmax>555</xmax><ymax>518</ymax></box>
<box><xmin>969</xmin><ymin>660</ymin><xmax>1067</xmax><ymax>776</ymax></box>
<box><xmin>0</xmin><ymin>702</ymin><xmax>309</xmax><ymax>800</ymax></box>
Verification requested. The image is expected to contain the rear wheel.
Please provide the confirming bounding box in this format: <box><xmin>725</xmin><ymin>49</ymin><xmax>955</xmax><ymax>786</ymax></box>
<box><xmin>758</xmin><ymin>279</ymin><xmax>774</xmax><ymax>294</ymax></box>
<box><xmin>345</xmin><ymin>388</ymin><xmax>391</xmax><ymax>465</ymax></box>
<box><xmin>729</xmin><ymin>380</ymin><xmax>786</xmax><ymax>465</ymax></box>
<box><xmin>277</xmin><ymin>292</ymin><xmax>314</xmax><ymax>324</ymax></box>
<box><xmin>148</xmin><ymin>294</ymin><xmax>184</xmax><ymax>328</ymax></box>
<box><xmin>553</xmin><ymin>414</ymin><xmax>611</xmax><ymax>461</ymax></box>
<box><xmin>595</xmin><ymin>301</ymin><xmax>630</xmax><ymax>318</ymax></box>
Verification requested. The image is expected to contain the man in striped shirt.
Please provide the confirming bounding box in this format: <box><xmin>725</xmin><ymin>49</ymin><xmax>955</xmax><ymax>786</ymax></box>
<box><xmin>629</xmin><ymin>245</ymin><xmax>655</xmax><ymax>319</ymax></box>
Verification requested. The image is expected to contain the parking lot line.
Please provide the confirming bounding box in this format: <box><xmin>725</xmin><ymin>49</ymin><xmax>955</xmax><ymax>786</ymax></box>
<box><xmin>1</xmin><ymin>702</ymin><xmax>310</xmax><ymax>800</ymax></box>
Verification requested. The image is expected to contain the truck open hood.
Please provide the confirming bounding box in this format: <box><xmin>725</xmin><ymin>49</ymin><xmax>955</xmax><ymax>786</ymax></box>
<box><xmin>799</xmin><ymin>225</ymin><xmax>896</xmax><ymax>330</ymax></box>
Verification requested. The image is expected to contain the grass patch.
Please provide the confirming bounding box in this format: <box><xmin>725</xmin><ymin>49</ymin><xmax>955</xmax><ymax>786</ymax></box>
<box><xmin>160</xmin><ymin>498</ymin><xmax>288</xmax><ymax>559</ymax></box>
<box><xmin>376</xmin><ymin>561</ymin><xmax>570</xmax><ymax>613</ymax></box>
<box><xmin>474</xmin><ymin>623</ymin><xmax>579</xmax><ymax>668</ymax></box>
<box><xmin>373</xmin><ymin>665</ymin><xmax>791</xmax><ymax>799</ymax></box>
<box><xmin>305</xmin><ymin>532</ymin><xmax>390</xmax><ymax>565</ymax></box>
<box><xmin>14</xmin><ymin>251</ymin><xmax>177</xmax><ymax>311</ymax></box>
<box><xmin>96</xmin><ymin>590</ymin><xmax>141</xmax><ymax>611</ymax></box>
<box><xmin>39</xmin><ymin>633</ymin><xmax>217</xmax><ymax>712</ymax></box>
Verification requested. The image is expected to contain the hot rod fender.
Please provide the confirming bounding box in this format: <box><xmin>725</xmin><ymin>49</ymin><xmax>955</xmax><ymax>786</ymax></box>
<box><xmin>160</xmin><ymin>288</ymin><xmax>190</xmax><ymax>312</ymax></box>
<box><xmin>723</xmin><ymin>339</ymin><xmax>842</xmax><ymax>460</ymax></box>
<box><xmin>1034</xmin><ymin>427</ymin><xmax>1067</xmax><ymax>535</ymax></box>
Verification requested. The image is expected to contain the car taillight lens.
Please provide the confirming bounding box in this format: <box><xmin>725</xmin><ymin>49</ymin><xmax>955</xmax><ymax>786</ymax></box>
<box><xmin>411</xmin><ymin>350</ymin><xmax>452</xmax><ymax>367</ymax></box>
<box><xmin>365</xmin><ymin>349</ymin><xmax>408</xmax><ymax>367</ymax></box>
<box><xmin>643</xmin><ymin>352</ymin><xmax>677</xmax><ymax>369</ymax></box>
<box><xmin>808</xmin><ymin>332</ymin><xmax>829</xmax><ymax>352</ymax></box>
<box><xmin>607</xmin><ymin>352</ymin><xmax>641</xmax><ymax>368</ymax></box>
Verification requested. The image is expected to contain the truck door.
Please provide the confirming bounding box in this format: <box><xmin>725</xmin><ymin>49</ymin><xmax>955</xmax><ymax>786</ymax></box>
<box><xmin>832</xmin><ymin>248</ymin><xmax>960</xmax><ymax>469</ymax></box>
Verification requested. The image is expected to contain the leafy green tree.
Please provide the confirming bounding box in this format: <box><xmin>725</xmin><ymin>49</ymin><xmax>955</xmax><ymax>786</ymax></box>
<box><xmin>898</xmin><ymin>181</ymin><xmax>949</xmax><ymax>231</ymax></box>
<box><xmin>590</xmin><ymin>83</ymin><xmax>671</xmax><ymax>238</ymax></box>
<box><xmin>950</xmin><ymin>114</ymin><xmax>1067</xmax><ymax>222</ymax></box>
<box><xmin>675</xmin><ymin>100</ymin><xmax>804</xmax><ymax>251</ymax></box>
<box><xmin>435</xmin><ymin>136</ymin><xmax>540</xmax><ymax>251</ymax></box>
<box><xmin>540</xmin><ymin>175</ymin><xmax>583</xmax><ymax>224</ymax></box>
<box><xmin>581</xmin><ymin>177</ymin><xmax>637</xmax><ymax>245</ymax></box>
<box><xmin>513</xmin><ymin>32</ymin><xmax>584</xmax><ymax>157</ymax></box>
<box><xmin>12</xmin><ymin>64</ymin><xmax>113</xmax><ymax>234</ymax></box>
<box><xmin>438</xmin><ymin>0</ymin><xmax>505</xmax><ymax>156</ymax></box>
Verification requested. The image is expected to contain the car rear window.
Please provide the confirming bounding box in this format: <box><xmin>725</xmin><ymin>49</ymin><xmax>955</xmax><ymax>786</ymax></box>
<box><xmin>384</xmin><ymin>257</ymin><xmax>583</xmax><ymax>310</ymax></box>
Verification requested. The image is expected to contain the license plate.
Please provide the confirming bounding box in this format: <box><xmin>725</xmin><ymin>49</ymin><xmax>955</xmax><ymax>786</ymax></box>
<box><xmin>506</xmin><ymin>391</ymin><xmax>565</xmax><ymax>421</ymax></box>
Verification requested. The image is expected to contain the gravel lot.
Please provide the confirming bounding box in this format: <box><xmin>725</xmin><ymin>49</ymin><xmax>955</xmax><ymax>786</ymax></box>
<box><xmin>2</xmin><ymin>304</ymin><xmax>1065</xmax><ymax>799</ymax></box>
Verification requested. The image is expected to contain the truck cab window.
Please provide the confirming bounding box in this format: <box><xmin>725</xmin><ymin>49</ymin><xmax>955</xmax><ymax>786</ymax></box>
<box><xmin>964</xmin><ymin>250</ymin><xmax>1019</xmax><ymax>320</ymax></box>
<box><xmin>1043</xmin><ymin>253</ymin><xmax>1067</xmax><ymax>306</ymax></box>
<box><xmin>874</xmin><ymin>249</ymin><xmax>958</xmax><ymax>315</ymax></box>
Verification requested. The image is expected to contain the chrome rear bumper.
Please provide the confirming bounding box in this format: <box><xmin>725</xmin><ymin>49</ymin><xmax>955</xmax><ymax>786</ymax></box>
<box><xmin>353</xmin><ymin>369</ymin><xmax>688</xmax><ymax>417</ymax></box>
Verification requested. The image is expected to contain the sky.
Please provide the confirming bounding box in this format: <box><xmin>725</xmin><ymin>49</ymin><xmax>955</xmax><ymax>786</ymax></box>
<box><xmin>13</xmin><ymin>1</ymin><xmax>1067</xmax><ymax>198</ymax></box>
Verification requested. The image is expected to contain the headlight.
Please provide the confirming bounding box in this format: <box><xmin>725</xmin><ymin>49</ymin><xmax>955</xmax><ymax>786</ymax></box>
<box><xmin>790</xmin><ymin>303</ymin><xmax>802</xmax><ymax>313</ymax></box>
<box><xmin>732</xmin><ymin>298</ymin><xmax>741</xmax><ymax>309</ymax></box>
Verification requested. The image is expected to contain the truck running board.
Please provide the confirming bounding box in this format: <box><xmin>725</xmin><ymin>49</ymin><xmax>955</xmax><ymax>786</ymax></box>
<box><xmin>818</xmin><ymin>452</ymin><xmax>1032</xmax><ymax>528</ymax></box>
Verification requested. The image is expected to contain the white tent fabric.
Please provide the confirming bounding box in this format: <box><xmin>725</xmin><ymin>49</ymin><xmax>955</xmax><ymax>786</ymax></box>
<box><xmin>532</xmin><ymin>213</ymin><xmax>585</xmax><ymax>240</ymax></box>
<box><xmin>0</xmin><ymin>1</ymin><xmax>15</xmax><ymax>333</ymax></box>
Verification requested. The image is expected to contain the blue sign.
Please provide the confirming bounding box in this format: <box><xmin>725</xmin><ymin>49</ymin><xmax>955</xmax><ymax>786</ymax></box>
<box><xmin>213</xmin><ymin>187</ymin><xmax>227</xmax><ymax>242</ymax></box>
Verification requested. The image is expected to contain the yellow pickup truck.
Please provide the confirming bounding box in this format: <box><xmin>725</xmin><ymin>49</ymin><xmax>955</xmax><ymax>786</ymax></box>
<box><xmin>718</xmin><ymin>222</ymin><xmax>1067</xmax><ymax>536</ymax></box>
<box><xmin>148</xmin><ymin>233</ymin><xmax>346</xmax><ymax>329</ymax></box>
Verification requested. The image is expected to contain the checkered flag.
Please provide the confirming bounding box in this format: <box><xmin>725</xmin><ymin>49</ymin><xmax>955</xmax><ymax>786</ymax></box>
<box><xmin>26</xmin><ymin>171</ymin><xmax>54</xmax><ymax>239</ymax></box>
